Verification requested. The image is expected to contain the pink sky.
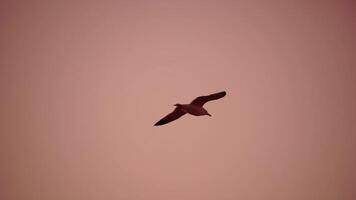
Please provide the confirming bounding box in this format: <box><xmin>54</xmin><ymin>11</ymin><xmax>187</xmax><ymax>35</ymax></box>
<box><xmin>1</xmin><ymin>1</ymin><xmax>356</xmax><ymax>200</ymax></box>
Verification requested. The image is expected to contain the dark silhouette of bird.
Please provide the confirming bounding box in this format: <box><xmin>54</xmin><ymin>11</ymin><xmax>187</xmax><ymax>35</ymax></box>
<box><xmin>154</xmin><ymin>91</ymin><xmax>226</xmax><ymax>126</ymax></box>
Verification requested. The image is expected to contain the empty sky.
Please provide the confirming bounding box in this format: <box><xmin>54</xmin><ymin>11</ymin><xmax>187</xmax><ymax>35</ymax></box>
<box><xmin>1</xmin><ymin>1</ymin><xmax>356</xmax><ymax>200</ymax></box>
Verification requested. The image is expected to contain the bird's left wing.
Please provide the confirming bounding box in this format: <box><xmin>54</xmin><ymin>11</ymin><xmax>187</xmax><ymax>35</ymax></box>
<box><xmin>154</xmin><ymin>107</ymin><xmax>186</xmax><ymax>126</ymax></box>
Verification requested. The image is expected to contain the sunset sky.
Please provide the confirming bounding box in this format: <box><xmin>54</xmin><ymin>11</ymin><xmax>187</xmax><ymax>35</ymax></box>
<box><xmin>1</xmin><ymin>1</ymin><xmax>355</xmax><ymax>200</ymax></box>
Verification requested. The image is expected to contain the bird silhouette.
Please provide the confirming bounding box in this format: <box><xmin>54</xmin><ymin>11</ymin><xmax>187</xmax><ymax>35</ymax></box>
<box><xmin>154</xmin><ymin>91</ymin><xmax>226</xmax><ymax>126</ymax></box>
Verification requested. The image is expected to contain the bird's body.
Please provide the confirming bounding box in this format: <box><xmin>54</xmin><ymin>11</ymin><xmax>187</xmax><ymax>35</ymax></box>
<box><xmin>154</xmin><ymin>91</ymin><xmax>226</xmax><ymax>126</ymax></box>
<box><xmin>175</xmin><ymin>104</ymin><xmax>210</xmax><ymax>116</ymax></box>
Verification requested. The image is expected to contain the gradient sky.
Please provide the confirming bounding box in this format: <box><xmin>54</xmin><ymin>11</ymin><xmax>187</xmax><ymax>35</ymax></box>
<box><xmin>1</xmin><ymin>1</ymin><xmax>356</xmax><ymax>200</ymax></box>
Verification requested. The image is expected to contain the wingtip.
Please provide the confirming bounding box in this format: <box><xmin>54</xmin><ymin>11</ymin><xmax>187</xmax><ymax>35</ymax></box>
<box><xmin>154</xmin><ymin>121</ymin><xmax>163</xmax><ymax>126</ymax></box>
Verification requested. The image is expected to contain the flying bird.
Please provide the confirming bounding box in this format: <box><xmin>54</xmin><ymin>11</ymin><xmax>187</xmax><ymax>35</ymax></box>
<box><xmin>154</xmin><ymin>91</ymin><xmax>226</xmax><ymax>126</ymax></box>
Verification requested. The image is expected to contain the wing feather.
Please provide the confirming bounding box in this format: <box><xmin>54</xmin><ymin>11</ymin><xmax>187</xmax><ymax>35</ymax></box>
<box><xmin>154</xmin><ymin>107</ymin><xmax>186</xmax><ymax>126</ymax></box>
<box><xmin>190</xmin><ymin>91</ymin><xmax>226</xmax><ymax>107</ymax></box>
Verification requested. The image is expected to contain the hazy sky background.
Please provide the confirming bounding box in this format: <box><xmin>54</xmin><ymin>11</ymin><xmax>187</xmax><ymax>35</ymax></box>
<box><xmin>1</xmin><ymin>1</ymin><xmax>355</xmax><ymax>200</ymax></box>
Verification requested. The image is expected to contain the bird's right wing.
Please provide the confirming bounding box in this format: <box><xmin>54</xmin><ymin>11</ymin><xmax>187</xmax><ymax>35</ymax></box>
<box><xmin>154</xmin><ymin>107</ymin><xmax>186</xmax><ymax>126</ymax></box>
<box><xmin>190</xmin><ymin>91</ymin><xmax>226</xmax><ymax>107</ymax></box>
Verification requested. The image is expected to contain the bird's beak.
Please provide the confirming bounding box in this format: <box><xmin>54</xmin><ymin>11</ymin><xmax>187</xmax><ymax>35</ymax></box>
<box><xmin>207</xmin><ymin>113</ymin><xmax>212</xmax><ymax>117</ymax></box>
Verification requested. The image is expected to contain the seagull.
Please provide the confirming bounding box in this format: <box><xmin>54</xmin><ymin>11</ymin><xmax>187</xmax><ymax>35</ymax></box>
<box><xmin>154</xmin><ymin>91</ymin><xmax>226</xmax><ymax>126</ymax></box>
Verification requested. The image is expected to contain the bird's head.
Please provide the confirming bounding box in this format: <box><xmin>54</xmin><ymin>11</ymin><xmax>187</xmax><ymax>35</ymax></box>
<box><xmin>174</xmin><ymin>103</ymin><xmax>182</xmax><ymax>107</ymax></box>
<box><xmin>202</xmin><ymin>108</ymin><xmax>212</xmax><ymax>116</ymax></box>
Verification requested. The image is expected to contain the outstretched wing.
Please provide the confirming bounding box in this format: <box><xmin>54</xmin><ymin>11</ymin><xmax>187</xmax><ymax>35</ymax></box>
<box><xmin>190</xmin><ymin>91</ymin><xmax>226</xmax><ymax>107</ymax></box>
<box><xmin>154</xmin><ymin>107</ymin><xmax>186</xmax><ymax>126</ymax></box>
